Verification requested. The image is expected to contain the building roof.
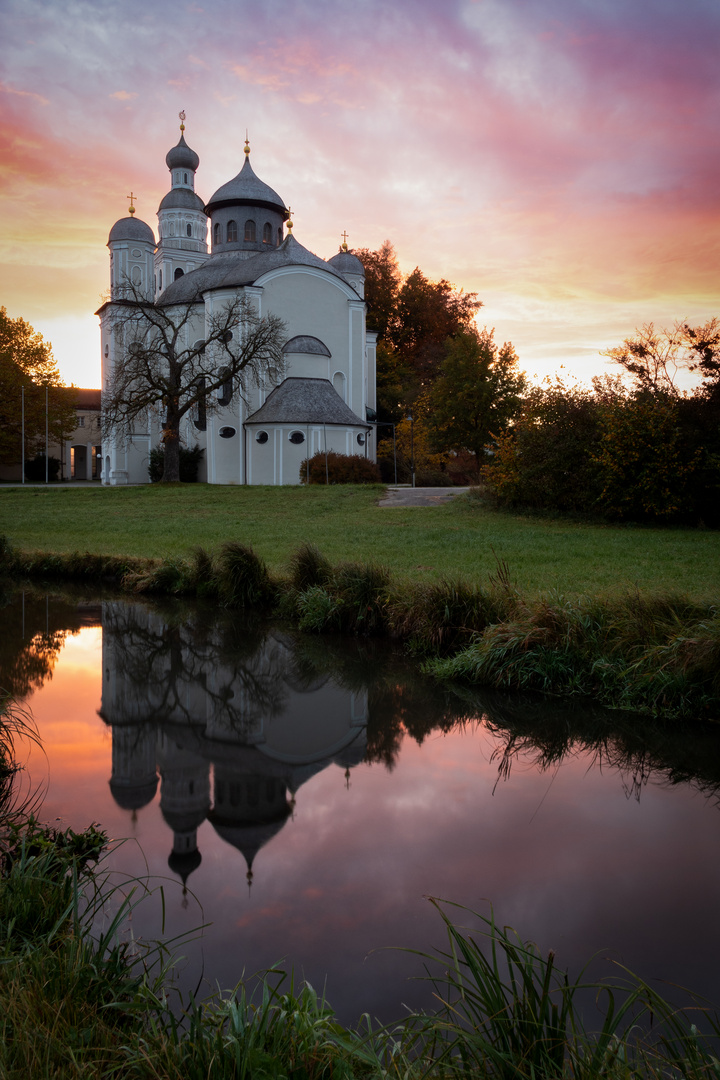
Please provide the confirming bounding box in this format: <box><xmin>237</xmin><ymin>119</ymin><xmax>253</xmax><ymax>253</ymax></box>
<box><xmin>283</xmin><ymin>335</ymin><xmax>331</xmax><ymax>357</ymax></box>
<box><xmin>245</xmin><ymin>378</ymin><xmax>368</xmax><ymax>427</ymax></box>
<box><xmin>108</xmin><ymin>215</ymin><xmax>155</xmax><ymax>245</ymax></box>
<box><xmin>74</xmin><ymin>388</ymin><xmax>101</xmax><ymax>409</ymax></box>
<box><xmin>205</xmin><ymin>154</ymin><xmax>286</xmax><ymax>215</ymax></box>
<box><xmin>165</xmin><ymin>132</ymin><xmax>200</xmax><ymax>172</ymax></box>
<box><xmin>157</xmin><ymin>233</ymin><xmax>346</xmax><ymax>305</ymax></box>
<box><xmin>158</xmin><ymin>187</ymin><xmax>206</xmax><ymax>213</ymax></box>
<box><xmin>327</xmin><ymin>250</ymin><xmax>365</xmax><ymax>278</ymax></box>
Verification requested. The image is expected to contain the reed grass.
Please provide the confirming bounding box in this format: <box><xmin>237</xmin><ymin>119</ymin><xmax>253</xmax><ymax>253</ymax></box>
<box><xmin>2</xmin><ymin>533</ymin><xmax>719</xmax><ymax>719</ymax></box>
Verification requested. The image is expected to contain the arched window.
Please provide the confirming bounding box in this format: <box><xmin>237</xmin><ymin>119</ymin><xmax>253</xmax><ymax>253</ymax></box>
<box><xmin>186</xmin><ymin>223</ymin><xmax>192</xmax><ymax>237</ymax></box>
<box><xmin>277</xmin><ymin>226</ymin><xmax>283</xmax><ymax>245</ymax></box>
<box><xmin>193</xmin><ymin>376</ymin><xmax>207</xmax><ymax>432</ymax></box>
<box><xmin>183</xmin><ymin>172</ymin><xmax>188</xmax><ymax>183</ymax></box>
<box><xmin>213</xmin><ymin>223</ymin><xmax>220</xmax><ymax>245</ymax></box>
<box><xmin>263</xmin><ymin>222</ymin><xmax>272</xmax><ymax>244</ymax></box>
<box><xmin>218</xmin><ymin>369</ymin><xmax>232</xmax><ymax>407</ymax></box>
<box><xmin>159</xmin><ymin>269</ymin><xmax>162</xmax><ymax>289</ymax></box>
<box><xmin>174</xmin><ymin>267</ymin><xmax>184</xmax><ymax>280</ymax></box>
<box><xmin>244</xmin><ymin>219</ymin><xmax>256</xmax><ymax>242</ymax></box>
<box><xmin>227</xmin><ymin>220</ymin><xmax>238</xmax><ymax>243</ymax></box>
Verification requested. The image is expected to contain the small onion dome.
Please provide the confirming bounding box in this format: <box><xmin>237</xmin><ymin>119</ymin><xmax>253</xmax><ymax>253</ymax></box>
<box><xmin>168</xmin><ymin>847</ymin><xmax>202</xmax><ymax>884</ymax></box>
<box><xmin>327</xmin><ymin>250</ymin><xmax>365</xmax><ymax>277</ymax></box>
<box><xmin>165</xmin><ymin>132</ymin><xmax>200</xmax><ymax>172</ymax></box>
<box><xmin>205</xmin><ymin>155</ymin><xmax>286</xmax><ymax>216</ymax></box>
<box><xmin>109</xmin><ymin>773</ymin><xmax>159</xmax><ymax>811</ymax></box>
<box><xmin>158</xmin><ymin>187</ymin><xmax>206</xmax><ymax>213</ymax></box>
<box><xmin>108</xmin><ymin>216</ymin><xmax>155</xmax><ymax>245</ymax></box>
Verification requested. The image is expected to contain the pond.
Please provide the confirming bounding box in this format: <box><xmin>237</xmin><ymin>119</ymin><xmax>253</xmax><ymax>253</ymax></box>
<box><xmin>3</xmin><ymin>585</ymin><xmax>720</xmax><ymax>1026</ymax></box>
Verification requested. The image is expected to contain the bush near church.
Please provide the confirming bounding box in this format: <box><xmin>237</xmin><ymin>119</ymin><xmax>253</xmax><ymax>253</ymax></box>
<box><xmin>24</xmin><ymin>454</ymin><xmax>61</xmax><ymax>482</ymax></box>
<box><xmin>300</xmin><ymin>451</ymin><xmax>381</xmax><ymax>485</ymax></box>
<box><xmin>148</xmin><ymin>444</ymin><xmax>204</xmax><ymax>483</ymax></box>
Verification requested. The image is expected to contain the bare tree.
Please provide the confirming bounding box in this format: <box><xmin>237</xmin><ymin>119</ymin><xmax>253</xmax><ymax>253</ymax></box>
<box><xmin>102</xmin><ymin>280</ymin><xmax>286</xmax><ymax>482</ymax></box>
<box><xmin>601</xmin><ymin>322</ymin><xmax>685</xmax><ymax>394</ymax></box>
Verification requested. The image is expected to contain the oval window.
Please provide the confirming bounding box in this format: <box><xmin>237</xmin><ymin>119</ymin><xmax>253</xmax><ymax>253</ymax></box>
<box><xmin>357</xmin><ymin>433</ymin><xmax>366</xmax><ymax>446</ymax></box>
<box><xmin>219</xmin><ymin>427</ymin><xmax>236</xmax><ymax>439</ymax></box>
<box><xmin>288</xmin><ymin>431</ymin><xmax>305</xmax><ymax>445</ymax></box>
<box><xmin>256</xmin><ymin>431</ymin><xmax>269</xmax><ymax>444</ymax></box>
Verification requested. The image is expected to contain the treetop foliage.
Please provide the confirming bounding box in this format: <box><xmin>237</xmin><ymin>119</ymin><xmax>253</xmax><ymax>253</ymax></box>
<box><xmin>355</xmin><ymin>242</ymin><xmax>482</xmax><ymax>419</ymax></box>
<box><xmin>0</xmin><ymin>307</ymin><xmax>76</xmax><ymax>466</ymax></box>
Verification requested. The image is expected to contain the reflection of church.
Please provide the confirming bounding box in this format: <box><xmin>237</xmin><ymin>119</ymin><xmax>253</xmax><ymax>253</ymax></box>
<box><xmin>99</xmin><ymin>602</ymin><xmax>367</xmax><ymax>888</ymax></box>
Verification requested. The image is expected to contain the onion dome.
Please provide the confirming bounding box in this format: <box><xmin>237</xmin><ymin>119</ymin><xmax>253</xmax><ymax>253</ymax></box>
<box><xmin>328</xmin><ymin>249</ymin><xmax>365</xmax><ymax>277</ymax></box>
<box><xmin>166</xmin><ymin>132</ymin><xmax>200</xmax><ymax>173</ymax></box>
<box><xmin>108</xmin><ymin>215</ymin><xmax>155</xmax><ymax>245</ymax></box>
<box><xmin>109</xmin><ymin>773</ymin><xmax>159</xmax><ymax>811</ymax></box>
<box><xmin>205</xmin><ymin>153</ymin><xmax>286</xmax><ymax>216</ymax></box>
<box><xmin>158</xmin><ymin>187</ymin><xmax>205</xmax><ymax>212</ymax></box>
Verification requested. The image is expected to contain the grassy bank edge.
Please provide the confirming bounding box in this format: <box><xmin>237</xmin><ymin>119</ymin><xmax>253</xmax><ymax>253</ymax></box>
<box><xmin>2</xmin><ymin>808</ymin><xmax>720</xmax><ymax>1080</ymax></box>
<box><xmin>1</xmin><ymin>536</ymin><xmax>718</xmax><ymax>721</ymax></box>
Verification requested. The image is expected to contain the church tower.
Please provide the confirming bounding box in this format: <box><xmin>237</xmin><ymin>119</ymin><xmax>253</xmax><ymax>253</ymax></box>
<box><xmin>155</xmin><ymin>113</ymin><xmax>208</xmax><ymax>297</ymax></box>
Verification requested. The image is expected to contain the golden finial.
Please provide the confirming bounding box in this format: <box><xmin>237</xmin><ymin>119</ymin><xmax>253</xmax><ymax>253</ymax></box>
<box><xmin>127</xmin><ymin>191</ymin><xmax>136</xmax><ymax>216</ymax></box>
<box><xmin>286</xmin><ymin>206</ymin><xmax>294</xmax><ymax>233</ymax></box>
<box><xmin>179</xmin><ymin>109</ymin><xmax>186</xmax><ymax>132</ymax></box>
<box><xmin>244</xmin><ymin>129</ymin><xmax>250</xmax><ymax>156</ymax></box>
<box><xmin>341</xmin><ymin>230</ymin><xmax>349</xmax><ymax>252</ymax></box>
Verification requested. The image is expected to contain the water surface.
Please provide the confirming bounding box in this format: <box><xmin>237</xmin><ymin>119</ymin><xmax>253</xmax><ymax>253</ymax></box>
<box><xmin>3</xmin><ymin>587</ymin><xmax>720</xmax><ymax>1025</ymax></box>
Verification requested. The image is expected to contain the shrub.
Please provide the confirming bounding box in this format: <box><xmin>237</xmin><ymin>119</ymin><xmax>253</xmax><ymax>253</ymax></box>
<box><xmin>300</xmin><ymin>451</ymin><xmax>381</xmax><ymax>484</ymax></box>
<box><xmin>148</xmin><ymin>443</ymin><xmax>204</xmax><ymax>483</ymax></box>
<box><xmin>289</xmin><ymin>542</ymin><xmax>332</xmax><ymax>591</ymax></box>
<box><xmin>217</xmin><ymin>542</ymin><xmax>274</xmax><ymax>607</ymax></box>
<box><xmin>23</xmin><ymin>454</ymin><xmax>61</xmax><ymax>482</ymax></box>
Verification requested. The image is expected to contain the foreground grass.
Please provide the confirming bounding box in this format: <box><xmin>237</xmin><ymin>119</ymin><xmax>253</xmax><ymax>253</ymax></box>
<box><xmin>2</xmin><ymin>815</ymin><xmax>720</xmax><ymax>1080</ymax></box>
<box><xmin>2</xmin><ymin>483</ymin><xmax>720</xmax><ymax>598</ymax></box>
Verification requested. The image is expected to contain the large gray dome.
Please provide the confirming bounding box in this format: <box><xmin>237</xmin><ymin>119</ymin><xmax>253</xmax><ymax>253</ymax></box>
<box><xmin>166</xmin><ymin>132</ymin><xmax>200</xmax><ymax>172</ymax></box>
<box><xmin>205</xmin><ymin>154</ymin><xmax>286</xmax><ymax>215</ymax></box>
<box><xmin>108</xmin><ymin>215</ymin><xmax>155</xmax><ymax>245</ymax></box>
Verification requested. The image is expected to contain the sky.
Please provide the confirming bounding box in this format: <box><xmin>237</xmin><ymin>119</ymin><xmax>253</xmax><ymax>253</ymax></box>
<box><xmin>1</xmin><ymin>0</ymin><xmax>719</xmax><ymax>389</ymax></box>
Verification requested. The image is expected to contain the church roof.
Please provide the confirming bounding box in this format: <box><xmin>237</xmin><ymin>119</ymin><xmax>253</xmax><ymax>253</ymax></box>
<box><xmin>157</xmin><ymin>233</ymin><xmax>345</xmax><ymax>305</ymax></box>
<box><xmin>158</xmin><ymin>187</ymin><xmax>206</xmax><ymax>213</ymax></box>
<box><xmin>328</xmin><ymin>250</ymin><xmax>365</xmax><ymax>278</ymax></box>
<box><xmin>245</xmin><ymin>378</ymin><xmax>368</xmax><ymax>427</ymax></box>
<box><xmin>166</xmin><ymin>132</ymin><xmax>200</xmax><ymax>172</ymax></box>
<box><xmin>205</xmin><ymin>154</ymin><xmax>286</xmax><ymax>215</ymax></box>
<box><xmin>108</xmin><ymin>215</ymin><xmax>155</xmax><ymax>245</ymax></box>
<box><xmin>283</xmin><ymin>335</ymin><xmax>331</xmax><ymax>357</ymax></box>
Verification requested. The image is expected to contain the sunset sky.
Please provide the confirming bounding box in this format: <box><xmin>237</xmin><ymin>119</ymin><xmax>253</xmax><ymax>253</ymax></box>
<box><xmin>2</xmin><ymin>0</ymin><xmax>719</xmax><ymax>389</ymax></box>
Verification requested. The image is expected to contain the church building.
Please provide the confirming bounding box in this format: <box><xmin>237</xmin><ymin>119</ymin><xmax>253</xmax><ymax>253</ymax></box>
<box><xmin>99</xmin><ymin>118</ymin><xmax>377</xmax><ymax>485</ymax></box>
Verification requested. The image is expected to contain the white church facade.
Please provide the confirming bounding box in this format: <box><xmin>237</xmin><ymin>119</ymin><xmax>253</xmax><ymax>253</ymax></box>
<box><xmin>98</xmin><ymin>121</ymin><xmax>377</xmax><ymax>485</ymax></box>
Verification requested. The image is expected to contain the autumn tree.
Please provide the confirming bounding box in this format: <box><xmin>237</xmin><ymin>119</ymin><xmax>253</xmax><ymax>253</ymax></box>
<box><xmin>0</xmin><ymin>307</ymin><xmax>76</xmax><ymax>466</ymax></box>
<box><xmin>426</xmin><ymin>328</ymin><xmax>525</xmax><ymax>477</ymax></box>
<box><xmin>355</xmin><ymin>243</ymin><xmax>482</xmax><ymax>420</ymax></box>
<box><xmin>102</xmin><ymin>285</ymin><xmax>286</xmax><ymax>482</ymax></box>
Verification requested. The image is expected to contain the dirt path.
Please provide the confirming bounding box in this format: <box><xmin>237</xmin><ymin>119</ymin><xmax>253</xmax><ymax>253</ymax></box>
<box><xmin>378</xmin><ymin>485</ymin><xmax>469</xmax><ymax>507</ymax></box>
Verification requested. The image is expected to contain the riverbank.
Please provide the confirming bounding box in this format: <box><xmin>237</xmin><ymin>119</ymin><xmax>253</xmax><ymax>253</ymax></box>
<box><xmin>1</xmin><ymin>532</ymin><xmax>718</xmax><ymax>720</ymax></box>
<box><xmin>2</xmin><ymin>483</ymin><xmax>719</xmax><ymax>597</ymax></box>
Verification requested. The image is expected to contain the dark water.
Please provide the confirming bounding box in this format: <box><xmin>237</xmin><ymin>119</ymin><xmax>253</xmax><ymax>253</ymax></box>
<box><xmin>3</xmin><ymin>586</ymin><xmax>720</xmax><ymax>1025</ymax></box>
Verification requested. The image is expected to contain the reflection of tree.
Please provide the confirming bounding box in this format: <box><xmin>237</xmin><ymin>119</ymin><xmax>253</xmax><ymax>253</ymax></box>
<box><xmin>474</xmin><ymin>687</ymin><xmax>720</xmax><ymax>805</ymax></box>
<box><xmin>101</xmin><ymin>601</ymin><xmax>289</xmax><ymax>732</ymax></box>
<box><xmin>0</xmin><ymin>587</ymin><xmax>93</xmax><ymax>699</ymax></box>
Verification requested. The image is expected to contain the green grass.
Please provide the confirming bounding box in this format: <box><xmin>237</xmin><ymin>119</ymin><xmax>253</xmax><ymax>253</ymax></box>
<box><xmin>1</xmin><ymin>484</ymin><xmax>719</xmax><ymax>599</ymax></box>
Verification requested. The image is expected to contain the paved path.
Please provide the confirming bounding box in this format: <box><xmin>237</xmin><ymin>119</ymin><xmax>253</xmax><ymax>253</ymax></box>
<box><xmin>378</xmin><ymin>485</ymin><xmax>469</xmax><ymax>507</ymax></box>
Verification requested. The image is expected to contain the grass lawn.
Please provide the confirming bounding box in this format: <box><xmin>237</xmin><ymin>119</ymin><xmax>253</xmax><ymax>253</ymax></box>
<box><xmin>1</xmin><ymin>483</ymin><xmax>718</xmax><ymax>598</ymax></box>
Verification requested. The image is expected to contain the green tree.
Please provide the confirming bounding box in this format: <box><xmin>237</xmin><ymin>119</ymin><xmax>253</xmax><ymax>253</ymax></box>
<box><xmin>0</xmin><ymin>307</ymin><xmax>76</xmax><ymax>466</ymax></box>
<box><xmin>427</xmin><ymin>328</ymin><xmax>525</xmax><ymax>477</ymax></box>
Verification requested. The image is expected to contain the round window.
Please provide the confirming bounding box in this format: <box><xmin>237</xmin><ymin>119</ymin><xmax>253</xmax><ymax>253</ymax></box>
<box><xmin>288</xmin><ymin>431</ymin><xmax>305</xmax><ymax>445</ymax></box>
<box><xmin>256</xmin><ymin>431</ymin><xmax>269</xmax><ymax>444</ymax></box>
<box><xmin>357</xmin><ymin>433</ymin><xmax>366</xmax><ymax>446</ymax></box>
<box><xmin>219</xmin><ymin>426</ymin><xmax>236</xmax><ymax>439</ymax></box>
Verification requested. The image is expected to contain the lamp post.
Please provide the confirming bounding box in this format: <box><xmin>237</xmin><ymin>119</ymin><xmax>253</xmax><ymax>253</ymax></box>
<box><xmin>407</xmin><ymin>412</ymin><xmax>415</xmax><ymax>488</ymax></box>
